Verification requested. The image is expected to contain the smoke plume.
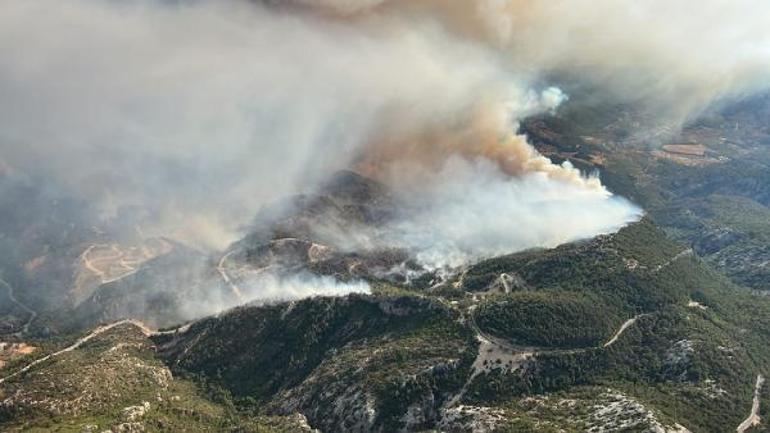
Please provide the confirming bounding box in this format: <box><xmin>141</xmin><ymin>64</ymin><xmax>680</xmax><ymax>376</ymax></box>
<box><xmin>385</xmin><ymin>158</ymin><xmax>641</xmax><ymax>270</ymax></box>
<box><xmin>177</xmin><ymin>271</ymin><xmax>370</xmax><ymax>325</ymax></box>
<box><xmin>2</xmin><ymin>0</ymin><xmax>766</xmax><ymax>272</ymax></box>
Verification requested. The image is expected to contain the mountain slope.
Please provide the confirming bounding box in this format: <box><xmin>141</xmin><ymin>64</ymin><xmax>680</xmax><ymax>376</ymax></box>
<box><xmin>148</xmin><ymin>219</ymin><xmax>770</xmax><ymax>433</ymax></box>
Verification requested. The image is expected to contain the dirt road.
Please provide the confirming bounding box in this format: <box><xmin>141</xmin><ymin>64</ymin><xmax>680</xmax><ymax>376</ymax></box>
<box><xmin>737</xmin><ymin>374</ymin><xmax>765</xmax><ymax>433</ymax></box>
<box><xmin>603</xmin><ymin>315</ymin><xmax>647</xmax><ymax>348</ymax></box>
<box><xmin>0</xmin><ymin>319</ymin><xmax>141</xmax><ymax>385</ymax></box>
<box><xmin>217</xmin><ymin>251</ymin><xmax>245</xmax><ymax>302</ymax></box>
<box><xmin>654</xmin><ymin>248</ymin><xmax>693</xmax><ymax>273</ymax></box>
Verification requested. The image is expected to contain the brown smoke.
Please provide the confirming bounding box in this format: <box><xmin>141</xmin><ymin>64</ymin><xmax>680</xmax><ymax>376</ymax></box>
<box><xmin>276</xmin><ymin>0</ymin><xmax>770</xmax><ymax>193</ymax></box>
<box><xmin>356</xmin><ymin>90</ymin><xmax>602</xmax><ymax>191</ymax></box>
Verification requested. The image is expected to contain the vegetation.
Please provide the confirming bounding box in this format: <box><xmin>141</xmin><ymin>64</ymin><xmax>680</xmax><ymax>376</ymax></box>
<box><xmin>458</xmin><ymin>218</ymin><xmax>691</xmax><ymax>312</ymax></box>
<box><xmin>155</xmin><ymin>294</ymin><xmax>476</xmax><ymax>432</ymax></box>
<box><xmin>0</xmin><ymin>323</ymin><xmax>304</xmax><ymax>432</ymax></box>
<box><xmin>476</xmin><ymin>291</ymin><xmax>620</xmax><ymax>348</ymax></box>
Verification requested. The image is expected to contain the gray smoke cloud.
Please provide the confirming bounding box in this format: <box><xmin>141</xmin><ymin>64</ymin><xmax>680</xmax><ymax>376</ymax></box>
<box><xmin>285</xmin><ymin>0</ymin><xmax>770</xmax><ymax>124</ymax></box>
<box><xmin>0</xmin><ymin>0</ymin><xmax>525</xmax><ymax>250</ymax></box>
<box><xmin>4</xmin><ymin>0</ymin><xmax>763</xmax><ymax>269</ymax></box>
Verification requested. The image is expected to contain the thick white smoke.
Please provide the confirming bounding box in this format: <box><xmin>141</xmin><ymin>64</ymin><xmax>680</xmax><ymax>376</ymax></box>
<box><xmin>386</xmin><ymin>158</ymin><xmax>642</xmax><ymax>270</ymax></box>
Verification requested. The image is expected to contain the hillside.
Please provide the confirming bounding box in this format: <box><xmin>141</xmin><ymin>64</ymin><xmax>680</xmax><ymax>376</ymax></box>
<box><xmin>0</xmin><ymin>321</ymin><xmax>314</xmax><ymax>432</ymax></box>
<box><xmin>523</xmin><ymin>91</ymin><xmax>770</xmax><ymax>292</ymax></box>
<box><xmin>2</xmin><ymin>209</ymin><xmax>769</xmax><ymax>432</ymax></box>
<box><xmin>69</xmin><ymin>244</ymin><xmax>227</xmax><ymax>330</ymax></box>
<box><xmin>142</xmin><ymin>219</ymin><xmax>770</xmax><ymax>433</ymax></box>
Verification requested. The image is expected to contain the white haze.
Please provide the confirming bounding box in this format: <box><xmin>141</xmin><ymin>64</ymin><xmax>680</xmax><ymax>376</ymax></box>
<box><xmin>2</xmin><ymin>0</ymin><xmax>767</xmax><ymax>281</ymax></box>
<box><xmin>178</xmin><ymin>271</ymin><xmax>370</xmax><ymax>322</ymax></box>
<box><xmin>240</xmin><ymin>272</ymin><xmax>370</xmax><ymax>303</ymax></box>
<box><xmin>291</xmin><ymin>0</ymin><xmax>770</xmax><ymax>124</ymax></box>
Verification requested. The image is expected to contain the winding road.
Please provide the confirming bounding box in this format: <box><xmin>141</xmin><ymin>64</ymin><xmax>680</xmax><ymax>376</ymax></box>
<box><xmin>81</xmin><ymin>244</ymin><xmax>140</xmax><ymax>285</ymax></box>
<box><xmin>448</xmin><ymin>245</ymin><xmax>683</xmax><ymax>406</ymax></box>
<box><xmin>0</xmin><ymin>318</ymin><xmax>190</xmax><ymax>386</ymax></box>
<box><xmin>447</xmin><ymin>309</ymin><xmax>647</xmax><ymax>407</ymax></box>
<box><xmin>469</xmin><ymin>308</ymin><xmax>645</xmax><ymax>358</ymax></box>
<box><xmin>0</xmin><ymin>276</ymin><xmax>37</xmax><ymax>337</ymax></box>
<box><xmin>217</xmin><ymin>251</ymin><xmax>245</xmax><ymax>302</ymax></box>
